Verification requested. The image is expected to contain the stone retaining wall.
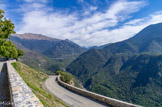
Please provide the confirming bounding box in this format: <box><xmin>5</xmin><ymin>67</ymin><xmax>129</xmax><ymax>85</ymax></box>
<box><xmin>6</xmin><ymin>61</ymin><xmax>44</xmax><ymax>107</ymax></box>
<box><xmin>57</xmin><ymin>76</ymin><xmax>143</xmax><ymax>107</ymax></box>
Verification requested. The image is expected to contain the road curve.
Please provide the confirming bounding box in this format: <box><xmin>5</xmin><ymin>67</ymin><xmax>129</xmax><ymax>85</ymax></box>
<box><xmin>44</xmin><ymin>76</ymin><xmax>109</xmax><ymax>107</ymax></box>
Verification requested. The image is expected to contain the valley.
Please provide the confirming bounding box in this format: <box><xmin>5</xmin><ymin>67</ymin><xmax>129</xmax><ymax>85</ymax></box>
<box><xmin>1</xmin><ymin>1</ymin><xmax>162</xmax><ymax>106</ymax></box>
<box><xmin>10</xmin><ymin>33</ymin><xmax>87</xmax><ymax>74</ymax></box>
<box><xmin>9</xmin><ymin>23</ymin><xmax>162</xmax><ymax>107</ymax></box>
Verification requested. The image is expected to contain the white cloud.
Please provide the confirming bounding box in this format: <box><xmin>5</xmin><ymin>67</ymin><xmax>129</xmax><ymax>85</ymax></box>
<box><xmin>90</xmin><ymin>6</ymin><xmax>97</xmax><ymax>11</ymax></box>
<box><xmin>16</xmin><ymin>0</ymin><xmax>162</xmax><ymax>47</ymax></box>
<box><xmin>125</xmin><ymin>19</ymin><xmax>145</xmax><ymax>25</ymax></box>
<box><xmin>24</xmin><ymin>0</ymin><xmax>47</xmax><ymax>3</ymax></box>
<box><xmin>78</xmin><ymin>0</ymin><xmax>84</xmax><ymax>3</ymax></box>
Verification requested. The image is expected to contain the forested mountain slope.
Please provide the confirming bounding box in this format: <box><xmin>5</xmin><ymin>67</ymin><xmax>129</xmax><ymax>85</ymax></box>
<box><xmin>11</xmin><ymin>33</ymin><xmax>86</xmax><ymax>73</ymax></box>
<box><xmin>66</xmin><ymin>23</ymin><xmax>162</xmax><ymax>106</ymax></box>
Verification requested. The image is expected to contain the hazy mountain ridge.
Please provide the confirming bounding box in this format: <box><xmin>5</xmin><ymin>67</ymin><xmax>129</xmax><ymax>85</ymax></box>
<box><xmin>11</xmin><ymin>33</ymin><xmax>86</xmax><ymax>57</ymax></box>
<box><xmin>11</xmin><ymin>34</ymin><xmax>60</xmax><ymax>53</ymax></box>
<box><xmin>43</xmin><ymin>39</ymin><xmax>86</xmax><ymax>58</ymax></box>
<box><xmin>66</xmin><ymin>23</ymin><xmax>162</xmax><ymax>106</ymax></box>
<box><xmin>10</xmin><ymin>33</ymin><xmax>87</xmax><ymax>73</ymax></box>
<box><xmin>12</xmin><ymin>33</ymin><xmax>60</xmax><ymax>41</ymax></box>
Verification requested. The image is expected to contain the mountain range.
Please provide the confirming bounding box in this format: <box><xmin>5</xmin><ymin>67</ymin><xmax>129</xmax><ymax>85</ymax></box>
<box><xmin>10</xmin><ymin>33</ymin><xmax>86</xmax><ymax>73</ymax></box>
<box><xmin>66</xmin><ymin>23</ymin><xmax>162</xmax><ymax>106</ymax></box>
<box><xmin>10</xmin><ymin>23</ymin><xmax>162</xmax><ymax>106</ymax></box>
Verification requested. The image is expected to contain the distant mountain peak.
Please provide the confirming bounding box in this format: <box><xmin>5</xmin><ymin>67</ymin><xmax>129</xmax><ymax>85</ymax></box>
<box><xmin>10</xmin><ymin>33</ymin><xmax>87</xmax><ymax>58</ymax></box>
<box><xmin>131</xmin><ymin>23</ymin><xmax>162</xmax><ymax>39</ymax></box>
<box><xmin>11</xmin><ymin>33</ymin><xmax>60</xmax><ymax>41</ymax></box>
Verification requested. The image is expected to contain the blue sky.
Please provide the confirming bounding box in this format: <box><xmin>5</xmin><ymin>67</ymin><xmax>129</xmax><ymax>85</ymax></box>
<box><xmin>1</xmin><ymin>0</ymin><xmax>162</xmax><ymax>47</ymax></box>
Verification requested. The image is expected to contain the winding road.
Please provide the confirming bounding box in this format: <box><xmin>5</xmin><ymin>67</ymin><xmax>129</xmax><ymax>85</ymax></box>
<box><xmin>45</xmin><ymin>76</ymin><xmax>109</xmax><ymax>107</ymax></box>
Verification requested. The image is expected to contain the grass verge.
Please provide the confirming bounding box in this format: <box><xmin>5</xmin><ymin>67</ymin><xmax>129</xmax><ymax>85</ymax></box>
<box><xmin>12</xmin><ymin>61</ymin><xmax>68</xmax><ymax>107</ymax></box>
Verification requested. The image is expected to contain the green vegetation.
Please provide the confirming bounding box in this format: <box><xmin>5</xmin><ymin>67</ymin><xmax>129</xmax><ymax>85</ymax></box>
<box><xmin>56</xmin><ymin>70</ymin><xmax>73</xmax><ymax>84</ymax></box>
<box><xmin>73</xmin><ymin>77</ymin><xmax>83</xmax><ymax>89</ymax></box>
<box><xmin>56</xmin><ymin>70</ymin><xmax>83</xmax><ymax>88</ymax></box>
<box><xmin>56</xmin><ymin>70</ymin><xmax>62</xmax><ymax>75</ymax></box>
<box><xmin>14</xmin><ymin>42</ymin><xmax>82</xmax><ymax>75</ymax></box>
<box><xmin>67</xmin><ymin>23</ymin><xmax>162</xmax><ymax>107</ymax></box>
<box><xmin>12</xmin><ymin>62</ymin><xmax>67</xmax><ymax>107</ymax></box>
<box><xmin>0</xmin><ymin>9</ymin><xmax>23</xmax><ymax>59</ymax></box>
<box><xmin>90</xmin><ymin>54</ymin><xmax>162</xmax><ymax>107</ymax></box>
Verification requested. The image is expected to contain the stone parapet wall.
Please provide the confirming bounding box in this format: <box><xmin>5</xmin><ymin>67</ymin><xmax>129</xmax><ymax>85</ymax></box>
<box><xmin>57</xmin><ymin>76</ymin><xmax>142</xmax><ymax>107</ymax></box>
<box><xmin>6</xmin><ymin>61</ymin><xmax>43</xmax><ymax>107</ymax></box>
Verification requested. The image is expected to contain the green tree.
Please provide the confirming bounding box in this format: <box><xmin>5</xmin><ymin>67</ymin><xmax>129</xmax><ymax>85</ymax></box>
<box><xmin>60</xmin><ymin>71</ymin><xmax>73</xmax><ymax>84</ymax></box>
<box><xmin>17</xmin><ymin>49</ymin><xmax>24</xmax><ymax>58</ymax></box>
<box><xmin>0</xmin><ymin>9</ymin><xmax>23</xmax><ymax>59</ymax></box>
<box><xmin>56</xmin><ymin>70</ymin><xmax>62</xmax><ymax>75</ymax></box>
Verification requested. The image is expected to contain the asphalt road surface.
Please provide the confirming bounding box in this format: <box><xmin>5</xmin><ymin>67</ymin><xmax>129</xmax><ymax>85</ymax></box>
<box><xmin>0</xmin><ymin>62</ymin><xmax>11</xmax><ymax>107</ymax></box>
<box><xmin>45</xmin><ymin>76</ymin><xmax>109</xmax><ymax>107</ymax></box>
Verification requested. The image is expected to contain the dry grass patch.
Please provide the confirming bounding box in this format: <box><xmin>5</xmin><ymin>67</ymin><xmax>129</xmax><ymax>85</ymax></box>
<box><xmin>12</xmin><ymin>61</ymin><xmax>68</xmax><ymax>107</ymax></box>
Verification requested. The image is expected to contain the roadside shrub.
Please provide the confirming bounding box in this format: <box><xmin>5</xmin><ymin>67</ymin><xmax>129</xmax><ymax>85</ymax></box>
<box><xmin>60</xmin><ymin>71</ymin><xmax>73</xmax><ymax>84</ymax></box>
<box><xmin>56</xmin><ymin>70</ymin><xmax>62</xmax><ymax>75</ymax></box>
